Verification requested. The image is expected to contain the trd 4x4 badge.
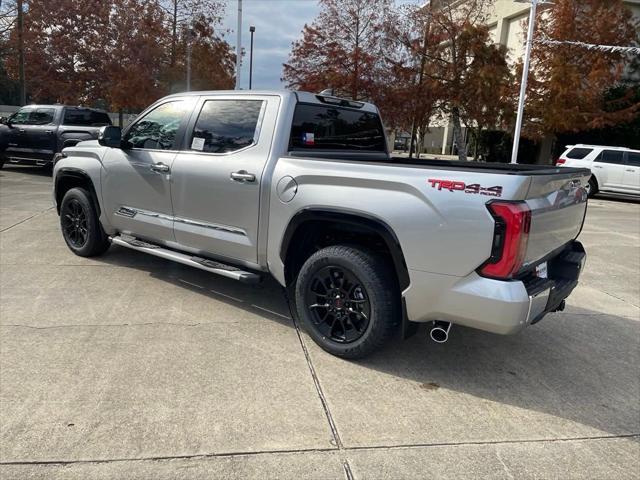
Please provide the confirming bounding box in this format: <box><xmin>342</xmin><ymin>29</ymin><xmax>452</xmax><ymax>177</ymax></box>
<box><xmin>427</xmin><ymin>179</ymin><xmax>503</xmax><ymax>197</ymax></box>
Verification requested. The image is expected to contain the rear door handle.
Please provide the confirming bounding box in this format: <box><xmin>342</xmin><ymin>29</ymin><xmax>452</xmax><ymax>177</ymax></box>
<box><xmin>626</xmin><ymin>169</ymin><xmax>635</xmax><ymax>172</ymax></box>
<box><xmin>45</xmin><ymin>130</ymin><xmax>53</xmax><ymax>135</ymax></box>
<box><xmin>230</xmin><ymin>170</ymin><xmax>256</xmax><ymax>182</ymax></box>
<box><xmin>593</xmin><ymin>165</ymin><xmax>603</xmax><ymax>169</ymax></box>
<box><xmin>150</xmin><ymin>162</ymin><xmax>170</xmax><ymax>174</ymax></box>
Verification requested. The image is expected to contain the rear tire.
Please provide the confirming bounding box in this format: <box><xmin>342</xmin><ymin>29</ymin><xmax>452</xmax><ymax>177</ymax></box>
<box><xmin>587</xmin><ymin>176</ymin><xmax>598</xmax><ymax>197</ymax></box>
<box><xmin>60</xmin><ymin>187</ymin><xmax>110</xmax><ymax>257</ymax></box>
<box><xmin>295</xmin><ymin>245</ymin><xmax>399</xmax><ymax>359</ymax></box>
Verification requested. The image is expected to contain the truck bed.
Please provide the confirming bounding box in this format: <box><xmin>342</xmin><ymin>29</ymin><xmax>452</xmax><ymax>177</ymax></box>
<box><xmin>289</xmin><ymin>152</ymin><xmax>591</xmax><ymax>177</ymax></box>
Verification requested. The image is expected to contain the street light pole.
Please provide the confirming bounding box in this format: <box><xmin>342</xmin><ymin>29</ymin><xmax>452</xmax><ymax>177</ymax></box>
<box><xmin>510</xmin><ymin>0</ymin><xmax>539</xmax><ymax>164</ymax></box>
<box><xmin>249</xmin><ymin>26</ymin><xmax>255</xmax><ymax>90</ymax></box>
<box><xmin>186</xmin><ymin>28</ymin><xmax>193</xmax><ymax>91</ymax></box>
<box><xmin>235</xmin><ymin>0</ymin><xmax>242</xmax><ymax>90</ymax></box>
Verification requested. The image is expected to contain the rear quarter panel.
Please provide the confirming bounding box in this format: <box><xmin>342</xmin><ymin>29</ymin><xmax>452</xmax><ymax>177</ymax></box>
<box><xmin>266</xmin><ymin>157</ymin><xmax>532</xmax><ymax>284</ymax></box>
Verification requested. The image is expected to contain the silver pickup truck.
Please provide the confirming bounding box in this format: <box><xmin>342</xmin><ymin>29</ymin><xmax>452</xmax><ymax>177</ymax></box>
<box><xmin>53</xmin><ymin>91</ymin><xmax>589</xmax><ymax>358</ymax></box>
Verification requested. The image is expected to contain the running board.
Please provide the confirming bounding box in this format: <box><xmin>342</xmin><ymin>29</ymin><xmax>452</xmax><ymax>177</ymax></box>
<box><xmin>110</xmin><ymin>235</ymin><xmax>261</xmax><ymax>284</ymax></box>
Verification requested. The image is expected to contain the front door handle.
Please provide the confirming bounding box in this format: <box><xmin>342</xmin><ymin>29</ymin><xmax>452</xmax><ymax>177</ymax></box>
<box><xmin>150</xmin><ymin>162</ymin><xmax>170</xmax><ymax>174</ymax></box>
<box><xmin>626</xmin><ymin>169</ymin><xmax>635</xmax><ymax>172</ymax></box>
<box><xmin>230</xmin><ymin>170</ymin><xmax>256</xmax><ymax>182</ymax></box>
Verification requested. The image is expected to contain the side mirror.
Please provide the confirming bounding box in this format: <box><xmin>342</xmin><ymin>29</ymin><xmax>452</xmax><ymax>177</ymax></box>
<box><xmin>98</xmin><ymin>125</ymin><xmax>122</xmax><ymax>148</ymax></box>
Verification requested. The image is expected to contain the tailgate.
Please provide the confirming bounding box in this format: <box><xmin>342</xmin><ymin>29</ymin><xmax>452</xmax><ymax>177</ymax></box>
<box><xmin>523</xmin><ymin>169</ymin><xmax>590</xmax><ymax>266</ymax></box>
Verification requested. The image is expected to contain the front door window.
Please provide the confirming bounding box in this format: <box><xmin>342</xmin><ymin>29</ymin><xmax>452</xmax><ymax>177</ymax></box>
<box><xmin>123</xmin><ymin>101</ymin><xmax>191</xmax><ymax>150</ymax></box>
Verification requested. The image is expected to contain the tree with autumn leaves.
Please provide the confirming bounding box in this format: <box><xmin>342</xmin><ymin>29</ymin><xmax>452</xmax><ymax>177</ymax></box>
<box><xmin>0</xmin><ymin>0</ymin><xmax>234</xmax><ymax>117</ymax></box>
<box><xmin>283</xmin><ymin>0</ymin><xmax>391</xmax><ymax>103</ymax></box>
<box><xmin>523</xmin><ymin>0</ymin><xmax>640</xmax><ymax>140</ymax></box>
<box><xmin>425</xmin><ymin>0</ymin><xmax>514</xmax><ymax>161</ymax></box>
<box><xmin>284</xmin><ymin>0</ymin><xmax>639</xmax><ymax>160</ymax></box>
<box><xmin>284</xmin><ymin>0</ymin><xmax>514</xmax><ymax>160</ymax></box>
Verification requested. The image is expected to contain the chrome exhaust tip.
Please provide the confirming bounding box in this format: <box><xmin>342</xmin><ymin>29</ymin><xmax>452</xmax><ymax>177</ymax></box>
<box><xmin>429</xmin><ymin>321</ymin><xmax>451</xmax><ymax>343</ymax></box>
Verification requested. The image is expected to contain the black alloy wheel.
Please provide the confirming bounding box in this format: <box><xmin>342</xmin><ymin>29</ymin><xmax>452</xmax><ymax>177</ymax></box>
<box><xmin>295</xmin><ymin>245</ymin><xmax>399</xmax><ymax>359</ymax></box>
<box><xmin>305</xmin><ymin>265</ymin><xmax>371</xmax><ymax>344</ymax></box>
<box><xmin>59</xmin><ymin>187</ymin><xmax>110</xmax><ymax>257</ymax></box>
<box><xmin>61</xmin><ymin>198</ymin><xmax>89</xmax><ymax>248</ymax></box>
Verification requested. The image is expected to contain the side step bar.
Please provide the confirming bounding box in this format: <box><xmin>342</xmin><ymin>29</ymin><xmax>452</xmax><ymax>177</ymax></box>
<box><xmin>110</xmin><ymin>235</ymin><xmax>261</xmax><ymax>284</ymax></box>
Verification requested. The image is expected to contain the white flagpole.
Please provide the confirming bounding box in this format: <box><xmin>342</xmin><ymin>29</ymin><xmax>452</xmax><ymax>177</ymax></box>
<box><xmin>511</xmin><ymin>0</ymin><xmax>538</xmax><ymax>164</ymax></box>
<box><xmin>235</xmin><ymin>0</ymin><xmax>243</xmax><ymax>90</ymax></box>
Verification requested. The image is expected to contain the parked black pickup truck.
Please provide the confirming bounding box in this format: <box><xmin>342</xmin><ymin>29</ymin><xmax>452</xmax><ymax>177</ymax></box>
<box><xmin>0</xmin><ymin>105</ymin><xmax>112</xmax><ymax>169</ymax></box>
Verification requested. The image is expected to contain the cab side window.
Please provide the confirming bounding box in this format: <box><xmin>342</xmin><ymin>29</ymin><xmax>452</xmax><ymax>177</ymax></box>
<box><xmin>627</xmin><ymin>153</ymin><xmax>640</xmax><ymax>167</ymax></box>
<box><xmin>595</xmin><ymin>150</ymin><xmax>624</xmax><ymax>164</ymax></box>
<box><xmin>123</xmin><ymin>101</ymin><xmax>190</xmax><ymax>150</ymax></box>
<box><xmin>190</xmin><ymin>100</ymin><xmax>264</xmax><ymax>153</ymax></box>
<box><xmin>64</xmin><ymin>109</ymin><xmax>111</xmax><ymax>126</ymax></box>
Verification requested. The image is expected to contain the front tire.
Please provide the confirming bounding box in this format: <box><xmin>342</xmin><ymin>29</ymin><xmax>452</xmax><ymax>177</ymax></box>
<box><xmin>60</xmin><ymin>187</ymin><xmax>110</xmax><ymax>257</ymax></box>
<box><xmin>295</xmin><ymin>245</ymin><xmax>399</xmax><ymax>359</ymax></box>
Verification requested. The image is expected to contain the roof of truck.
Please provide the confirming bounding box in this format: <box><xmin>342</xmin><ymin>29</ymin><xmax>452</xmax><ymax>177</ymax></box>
<box><xmin>163</xmin><ymin>90</ymin><xmax>379</xmax><ymax>113</ymax></box>
<box><xmin>19</xmin><ymin>104</ymin><xmax>108</xmax><ymax>112</ymax></box>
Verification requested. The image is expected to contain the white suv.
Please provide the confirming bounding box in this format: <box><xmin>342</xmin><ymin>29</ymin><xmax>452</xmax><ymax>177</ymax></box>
<box><xmin>557</xmin><ymin>145</ymin><xmax>640</xmax><ymax>197</ymax></box>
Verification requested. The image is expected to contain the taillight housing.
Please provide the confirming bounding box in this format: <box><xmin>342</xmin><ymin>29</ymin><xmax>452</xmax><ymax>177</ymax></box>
<box><xmin>479</xmin><ymin>201</ymin><xmax>531</xmax><ymax>280</ymax></box>
<box><xmin>556</xmin><ymin>158</ymin><xmax>566</xmax><ymax>165</ymax></box>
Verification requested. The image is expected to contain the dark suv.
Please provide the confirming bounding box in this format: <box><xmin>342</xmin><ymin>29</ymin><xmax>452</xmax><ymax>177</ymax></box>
<box><xmin>0</xmin><ymin>105</ymin><xmax>112</xmax><ymax>169</ymax></box>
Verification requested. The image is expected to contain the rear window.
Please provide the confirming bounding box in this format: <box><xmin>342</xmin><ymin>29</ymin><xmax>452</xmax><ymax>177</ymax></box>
<box><xmin>566</xmin><ymin>147</ymin><xmax>593</xmax><ymax>159</ymax></box>
<box><xmin>63</xmin><ymin>109</ymin><xmax>111</xmax><ymax>126</ymax></box>
<box><xmin>290</xmin><ymin>104</ymin><xmax>385</xmax><ymax>152</ymax></box>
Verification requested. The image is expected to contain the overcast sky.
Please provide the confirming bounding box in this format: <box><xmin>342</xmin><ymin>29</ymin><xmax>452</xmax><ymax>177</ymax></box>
<box><xmin>221</xmin><ymin>0</ymin><xmax>321</xmax><ymax>90</ymax></box>
<box><xmin>221</xmin><ymin>0</ymin><xmax>419</xmax><ymax>91</ymax></box>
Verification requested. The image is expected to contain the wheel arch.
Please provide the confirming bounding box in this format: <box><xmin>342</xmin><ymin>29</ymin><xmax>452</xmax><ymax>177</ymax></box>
<box><xmin>280</xmin><ymin>208</ymin><xmax>410</xmax><ymax>291</ymax></box>
<box><xmin>54</xmin><ymin>168</ymin><xmax>101</xmax><ymax>216</ymax></box>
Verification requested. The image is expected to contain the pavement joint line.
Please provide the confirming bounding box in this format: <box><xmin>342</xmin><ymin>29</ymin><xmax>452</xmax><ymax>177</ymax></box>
<box><xmin>341</xmin><ymin>432</ymin><xmax>640</xmax><ymax>453</ymax></box>
<box><xmin>284</xmin><ymin>290</ymin><xmax>355</xmax><ymax>479</ymax></box>
<box><xmin>1</xmin><ymin>433</ymin><xmax>638</xmax><ymax>467</ymax></box>
<box><xmin>343</xmin><ymin>459</ymin><xmax>355</xmax><ymax>480</ymax></box>
<box><xmin>0</xmin><ymin>206</ymin><xmax>54</xmax><ymax>233</ymax></box>
<box><xmin>291</xmin><ymin>313</ymin><xmax>343</xmax><ymax>448</ymax></box>
<box><xmin>597</xmin><ymin>289</ymin><xmax>640</xmax><ymax>309</ymax></box>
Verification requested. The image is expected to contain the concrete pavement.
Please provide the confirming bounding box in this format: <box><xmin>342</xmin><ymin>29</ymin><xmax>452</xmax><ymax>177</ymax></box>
<box><xmin>1</xmin><ymin>166</ymin><xmax>638</xmax><ymax>479</ymax></box>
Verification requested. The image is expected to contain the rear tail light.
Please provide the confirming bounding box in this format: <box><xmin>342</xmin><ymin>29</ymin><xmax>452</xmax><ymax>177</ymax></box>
<box><xmin>479</xmin><ymin>201</ymin><xmax>531</xmax><ymax>280</ymax></box>
<box><xmin>556</xmin><ymin>158</ymin><xmax>566</xmax><ymax>165</ymax></box>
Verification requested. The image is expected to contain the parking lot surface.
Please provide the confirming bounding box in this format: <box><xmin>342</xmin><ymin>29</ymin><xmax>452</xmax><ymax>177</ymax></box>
<box><xmin>1</xmin><ymin>166</ymin><xmax>638</xmax><ymax>479</ymax></box>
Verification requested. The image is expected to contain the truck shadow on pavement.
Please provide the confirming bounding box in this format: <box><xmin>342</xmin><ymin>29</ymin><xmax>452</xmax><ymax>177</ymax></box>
<box><xmin>98</xmin><ymin>245</ymin><xmax>640</xmax><ymax>441</ymax></box>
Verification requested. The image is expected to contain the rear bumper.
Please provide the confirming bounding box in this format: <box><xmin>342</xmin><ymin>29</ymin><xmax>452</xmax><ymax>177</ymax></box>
<box><xmin>403</xmin><ymin>241</ymin><xmax>586</xmax><ymax>335</ymax></box>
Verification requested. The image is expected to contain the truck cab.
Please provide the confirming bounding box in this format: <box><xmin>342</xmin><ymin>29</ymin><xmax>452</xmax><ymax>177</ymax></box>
<box><xmin>0</xmin><ymin>105</ymin><xmax>111</xmax><ymax>169</ymax></box>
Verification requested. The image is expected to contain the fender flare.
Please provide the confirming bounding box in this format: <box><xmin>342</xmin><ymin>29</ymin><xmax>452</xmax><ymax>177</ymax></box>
<box><xmin>54</xmin><ymin>168</ymin><xmax>101</xmax><ymax>215</ymax></box>
<box><xmin>280</xmin><ymin>207</ymin><xmax>410</xmax><ymax>290</ymax></box>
